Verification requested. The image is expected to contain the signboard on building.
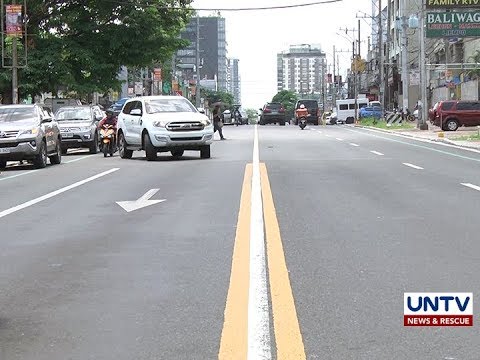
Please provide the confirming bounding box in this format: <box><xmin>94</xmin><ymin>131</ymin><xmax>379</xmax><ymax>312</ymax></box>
<box><xmin>153</xmin><ymin>68</ymin><xmax>162</xmax><ymax>81</ymax></box>
<box><xmin>426</xmin><ymin>11</ymin><xmax>480</xmax><ymax>37</ymax></box>
<box><xmin>426</xmin><ymin>0</ymin><xmax>480</xmax><ymax>9</ymax></box>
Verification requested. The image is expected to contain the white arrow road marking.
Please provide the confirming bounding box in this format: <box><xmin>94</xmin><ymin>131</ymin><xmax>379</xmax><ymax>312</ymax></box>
<box><xmin>349</xmin><ymin>143</ymin><xmax>360</xmax><ymax>147</ymax></box>
<box><xmin>0</xmin><ymin>168</ymin><xmax>120</xmax><ymax>219</ymax></box>
<box><xmin>403</xmin><ymin>163</ymin><xmax>424</xmax><ymax>170</ymax></box>
<box><xmin>461</xmin><ymin>183</ymin><xmax>480</xmax><ymax>192</ymax></box>
<box><xmin>370</xmin><ymin>150</ymin><xmax>384</xmax><ymax>156</ymax></box>
<box><xmin>116</xmin><ymin>189</ymin><xmax>166</xmax><ymax>212</ymax></box>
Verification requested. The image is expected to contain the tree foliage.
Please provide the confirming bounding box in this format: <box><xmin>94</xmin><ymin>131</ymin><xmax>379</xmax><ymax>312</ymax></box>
<box><xmin>202</xmin><ymin>89</ymin><xmax>234</xmax><ymax>109</ymax></box>
<box><xmin>272</xmin><ymin>90</ymin><xmax>298</xmax><ymax>119</ymax></box>
<box><xmin>0</xmin><ymin>0</ymin><xmax>194</xmax><ymax>103</ymax></box>
<box><xmin>466</xmin><ymin>50</ymin><xmax>480</xmax><ymax>80</ymax></box>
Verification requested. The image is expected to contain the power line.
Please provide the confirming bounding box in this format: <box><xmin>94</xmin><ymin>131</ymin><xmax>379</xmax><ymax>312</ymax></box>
<box><xmin>99</xmin><ymin>0</ymin><xmax>343</xmax><ymax>11</ymax></box>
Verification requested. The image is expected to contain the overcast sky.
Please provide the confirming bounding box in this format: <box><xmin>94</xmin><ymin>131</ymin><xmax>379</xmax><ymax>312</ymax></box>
<box><xmin>191</xmin><ymin>0</ymin><xmax>375</xmax><ymax>109</ymax></box>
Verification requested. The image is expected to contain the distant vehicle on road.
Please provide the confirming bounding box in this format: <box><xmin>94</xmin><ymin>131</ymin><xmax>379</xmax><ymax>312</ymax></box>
<box><xmin>116</xmin><ymin>96</ymin><xmax>214</xmax><ymax>160</ymax></box>
<box><xmin>55</xmin><ymin>105</ymin><xmax>105</xmax><ymax>154</ymax></box>
<box><xmin>322</xmin><ymin>111</ymin><xmax>336</xmax><ymax>125</ymax></box>
<box><xmin>359</xmin><ymin>106</ymin><xmax>383</xmax><ymax>119</ymax></box>
<box><xmin>294</xmin><ymin>99</ymin><xmax>320</xmax><ymax>125</ymax></box>
<box><xmin>336</xmin><ymin>98</ymin><xmax>369</xmax><ymax>124</ymax></box>
<box><xmin>0</xmin><ymin>104</ymin><xmax>62</xmax><ymax>169</ymax></box>
<box><xmin>259</xmin><ymin>102</ymin><xmax>286</xmax><ymax>126</ymax></box>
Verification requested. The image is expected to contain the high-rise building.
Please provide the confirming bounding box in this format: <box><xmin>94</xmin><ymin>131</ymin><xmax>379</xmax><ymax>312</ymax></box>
<box><xmin>277</xmin><ymin>44</ymin><xmax>327</xmax><ymax>95</ymax></box>
<box><xmin>176</xmin><ymin>16</ymin><xmax>227</xmax><ymax>94</ymax></box>
<box><xmin>227</xmin><ymin>58</ymin><xmax>241</xmax><ymax>104</ymax></box>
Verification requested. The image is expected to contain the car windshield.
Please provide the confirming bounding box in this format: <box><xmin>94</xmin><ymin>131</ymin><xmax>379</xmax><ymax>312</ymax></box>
<box><xmin>55</xmin><ymin>108</ymin><xmax>91</xmax><ymax>121</ymax></box>
<box><xmin>0</xmin><ymin>107</ymin><xmax>37</xmax><ymax>123</ymax></box>
<box><xmin>145</xmin><ymin>98</ymin><xmax>197</xmax><ymax>113</ymax></box>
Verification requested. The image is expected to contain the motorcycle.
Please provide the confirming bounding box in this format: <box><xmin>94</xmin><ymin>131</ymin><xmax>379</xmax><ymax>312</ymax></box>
<box><xmin>298</xmin><ymin>117</ymin><xmax>307</xmax><ymax>130</ymax></box>
<box><xmin>100</xmin><ymin>124</ymin><xmax>115</xmax><ymax>157</ymax></box>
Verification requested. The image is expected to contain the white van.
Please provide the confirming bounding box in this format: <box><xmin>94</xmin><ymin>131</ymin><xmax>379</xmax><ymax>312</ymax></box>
<box><xmin>335</xmin><ymin>98</ymin><xmax>369</xmax><ymax>124</ymax></box>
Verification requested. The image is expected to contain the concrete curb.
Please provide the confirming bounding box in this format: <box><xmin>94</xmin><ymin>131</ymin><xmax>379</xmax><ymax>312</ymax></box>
<box><xmin>353</xmin><ymin>124</ymin><xmax>480</xmax><ymax>152</ymax></box>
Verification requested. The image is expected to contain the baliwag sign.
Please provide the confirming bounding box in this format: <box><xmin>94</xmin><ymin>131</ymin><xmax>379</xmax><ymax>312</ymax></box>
<box><xmin>426</xmin><ymin>11</ymin><xmax>480</xmax><ymax>37</ymax></box>
<box><xmin>404</xmin><ymin>293</ymin><xmax>473</xmax><ymax>326</ymax></box>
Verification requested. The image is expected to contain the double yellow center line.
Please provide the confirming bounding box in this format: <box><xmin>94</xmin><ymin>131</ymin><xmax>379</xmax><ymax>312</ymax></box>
<box><xmin>219</xmin><ymin>162</ymin><xmax>305</xmax><ymax>359</ymax></box>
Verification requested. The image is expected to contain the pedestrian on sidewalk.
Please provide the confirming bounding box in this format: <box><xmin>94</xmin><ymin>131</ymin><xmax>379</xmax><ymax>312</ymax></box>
<box><xmin>213</xmin><ymin>104</ymin><xmax>225</xmax><ymax>140</ymax></box>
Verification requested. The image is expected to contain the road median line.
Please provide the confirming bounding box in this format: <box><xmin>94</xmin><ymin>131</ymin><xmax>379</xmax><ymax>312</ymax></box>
<box><xmin>219</xmin><ymin>164</ymin><xmax>252</xmax><ymax>359</ymax></box>
<box><xmin>260</xmin><ymin>163</ymin><xmax>306</xmax><ymax>359</ymax></box>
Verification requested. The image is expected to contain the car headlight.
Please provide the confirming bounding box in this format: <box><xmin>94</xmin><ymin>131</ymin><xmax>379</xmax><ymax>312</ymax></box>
<box><xmin>19</xmin><ymin>128</ymin><xmax>38</xmax><ymax>135</ymax></box>
<box><xmin>200</xmin><ymin>119</ymin><xmax>211</xmax><ymax>126</ymax></box>
<box><xmin>153</xmin><ymin>120</ymin><xmax>168</xmax><ymax>128</ymax></box>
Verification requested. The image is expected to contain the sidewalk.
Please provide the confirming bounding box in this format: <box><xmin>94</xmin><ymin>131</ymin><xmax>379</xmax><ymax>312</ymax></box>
<box><xmin>355</xmin><ymin>122</ymin><xmax>480</xmax><ymax>151</ymax></box>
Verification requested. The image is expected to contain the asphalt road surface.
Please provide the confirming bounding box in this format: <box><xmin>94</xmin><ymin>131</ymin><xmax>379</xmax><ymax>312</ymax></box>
<box><xmin>1</xmin><ymin>124</ymin><xmax>479</xmax><ymax>359</ymax></box>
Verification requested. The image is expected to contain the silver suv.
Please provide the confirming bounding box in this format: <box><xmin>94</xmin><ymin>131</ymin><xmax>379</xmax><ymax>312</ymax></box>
<box><xmin>0</xmin><ymin>104</ymin><xmax>62</xmax><ymax>169</ymax></box>
<box><xmin>55</xmin><ymin>105</ymin><xmax>104</xmax><ymax>154</ymax></box>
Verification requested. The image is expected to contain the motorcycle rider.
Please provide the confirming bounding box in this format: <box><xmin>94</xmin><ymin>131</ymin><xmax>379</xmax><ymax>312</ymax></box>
<box><xmin>295</xmin><ymin>104</ymin><xmax>309</xmax><ymax>122</ymax></box>
<box><xmin>98</xmin><ymin>109</ymin><xmax>117</xmax><ymax>148</ymax></box>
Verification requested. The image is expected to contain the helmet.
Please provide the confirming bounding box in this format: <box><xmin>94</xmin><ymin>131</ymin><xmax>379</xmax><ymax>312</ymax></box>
<box><xmin>300</xmin><ymin>104</ymin><xmax>305</xmax><ymax>109</ymax></box>
<box><xmin>106</xmin><ymin>109</ymin><xmax>114</xmax><ymax>116</ymax></box>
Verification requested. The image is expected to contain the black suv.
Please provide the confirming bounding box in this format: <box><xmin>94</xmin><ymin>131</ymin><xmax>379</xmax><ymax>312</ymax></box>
<box><xmin>295</xmin><ymin>99</ymin><xmax>319</xmax><ymax>125</ymax></box>
<box><xmin>259</xmin><ymin>102</ymin><xmax>286</xmax><ymax>126</ymax></box>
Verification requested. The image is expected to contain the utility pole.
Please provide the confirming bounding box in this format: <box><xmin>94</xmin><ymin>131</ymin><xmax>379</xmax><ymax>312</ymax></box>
<box><xmin>195</xmin><ymin>15</ymin><xmax>201</xmax><ymax>107</ymax></box>
<box><xmin>419</xmin><ymin>0</ymin><xmax>428</xmax><ymax>130</ymax></box>
<box><xmin>11</xmin><ymin>0</ymin><xmax>19</xmax><ymax>104</ymax></box>
<box><xmin>353</xmin><ymin>40</ymin><xmax>358</xmax><ymax>122</ymax></box>
<box><xmin>321</xmin><ymin>58</ymin><xmax>326</xmax><ymax>113</ymax></box>
<box><xmin>400</xmin><ymin>0</ymin><xmax>409</xmax><ymax>116</ymax></box>
<box><xmin>333</xmin><ymin>45</ymin><xmax>336</xmax><ymax>106</ymax></box>
<box><xmin>378</xmin><ymin>0</ymin><xmax>384</xmax><ymax>107</ymax></box>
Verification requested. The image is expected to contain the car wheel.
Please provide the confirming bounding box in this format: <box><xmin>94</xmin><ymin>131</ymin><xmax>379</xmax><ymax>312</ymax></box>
<box><xmin>89</xmin><ymin>133</ymin><xmax>99</xmax><ymax>154</ymax></box>
<box><xmin>33</xmin><ymin>141</ymin><xmax>48</xmax><ymax>169</ymax></box>
<box><xmin>200</xmin><ymin>145</ymin><xmax>210</xmax><ymax>159</ymax></box>
<box><xmin>280</xmin><ymin>120</ymin><xmax>286</xmax><ymax>126</ymax></box>
<box><xmin>171</xmin><ymin>150</ymin><xmax>184</xmax><ymax>157</ymax></box>
<box><xmin>49</xmin><ymin>140</ymin><xmax>62</xmax><ymax>165</ymax></box>
<box><xmin>445</xmin><ymin>119</ymin><xmax>459</xmax><ymax>131</ymax></box>
<box><xmin>144</xmin><ymin>132</ymin><xmax>157</xmax><ymax>161</ymax></box>
<box><xmin>118</xmin><ymin>132</ymin><xmax>133</xmax><ymax>159</ymax></box>
<box><xmin>61</xmin><ymin>147</ymin><xmax>68</xmax><ymax>155</ymax></box>
<box><xmin>0</xmin><ymin>159</ymin><xmax>6</xmax><ymax>169</ymax></box>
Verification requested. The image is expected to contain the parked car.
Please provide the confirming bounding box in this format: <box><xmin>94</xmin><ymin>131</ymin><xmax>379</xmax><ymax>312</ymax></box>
<box><xmin>294</xmin><ymin>99</ymin><xmax>320</xmax><ymax>125</ymax></box>
<box><xmin>55</xmin><ymin>105</ymin><xmax>105</xmax><ymax>154</ymax></box>
<box><xmin>359</xmin><ymin>106</ymin><xmax>383</xmax><ymax>119</ymax></box>
<box><xmin>0</xmin><ymin>104</ymin><xmax>62</xmax><ymax>169</ymax></box>
<box><xmin>259</xmin><ymin>102</ymin><xmax>286</xmax><ymax>125</ymax></box>
<box><xmin>428</xmin><ymin>100</ymin><xmax>480</xmax><ymax>131</ymax></box>
<box><xmin>116</xmin><ymin>96</ymin><xmax>214</xmax><ymax>160</ymax></box>
<box><xmin>322</xmin><ymin>111</ymin><xmax>336</xmax><ymax>125</ymax></box>
<box><xmin>222</xmin><ymin>109</ymin><xmax>233</xmax><ymax>125</ymax></box>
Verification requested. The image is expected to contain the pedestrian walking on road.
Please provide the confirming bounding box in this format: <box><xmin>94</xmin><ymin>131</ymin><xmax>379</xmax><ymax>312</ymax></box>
<box><xmin>213</xmin><ymin>104</ymin><xmax>225</xmax><ymax>140</ymax></box>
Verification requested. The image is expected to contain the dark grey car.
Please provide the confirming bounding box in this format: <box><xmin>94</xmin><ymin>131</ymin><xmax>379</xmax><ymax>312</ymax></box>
<box><xmin>0</xmin><ymin>104</ymin><xmax>62</xmax><ymax>169</ymax></box>
<box><xmin>55</xmin><ymin>105</ymin><xmax>104</xmax><ymax>154</ymax></box>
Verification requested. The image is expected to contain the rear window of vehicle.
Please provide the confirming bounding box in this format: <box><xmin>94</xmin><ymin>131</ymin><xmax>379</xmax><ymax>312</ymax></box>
<box><xmin>363</xmin><ymin>107</ymin><xmax>373</xmax><ymax>111</ymax></box>
<box><xmin>296</xmin><ymin>100</ymin><xmax>318</xmax><ymax>109</ymax></box>
<box><xmin>441</xmin><ymin>101</ymin><xmax>455</xmax><ymax>110</ymax></box>
<box><xmin>267</xmin><ymin>103</ymin><xmax>282</xmax><ymax>110</ymax></box>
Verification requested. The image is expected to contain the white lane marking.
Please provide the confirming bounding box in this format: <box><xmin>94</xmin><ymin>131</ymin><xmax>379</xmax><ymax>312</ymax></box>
<box><xmin>248</xmin><ymin>125</ymin><xmax>272</xmax><ymax>359</ymax></box>
<box><xmin>0</xmin><ymin>170</ymin><xmax>39</xmax><ymax>182</ymax></box>
<box><xmin>336</xmin><ymin>138</ymin><xmax>344</xmax><ymax>141</ymax></box>
<box><xmin>349</xmin><ymin>143</ymin><xmax>360</xmax><ymax>147</ymax></box>
<box><xmin>370</xmin><ymin>151</ymin><xmax>384</xmax><ymax>156</ymax></box>
<box><xmin>403</xmin><ymin>163</ymin><xmax>424</xmax><ymax>170</ymax></box>
<box><xmin>0</xmin><ymin>168</ymin><xmax>120</xmax><ymax>219</ymax></box>
<box><xmin>0</xmin><ymin>156</ymin><xmax>91</xmax><ymax>182</ymax></box>
<box><xmin>461</xmin><ymin>183</ymin><xmax>480</xmax><ymax>192</ymax></box>
<box><xmin>65</xmin><ymin>155</ymin><xmax>92</xmax><ymax>163</ymax></box>
<box><xmin>325</xmin><ymin>134</ymin><xmax>332</xmax><ymax>137</ymax></box>
<box><xmin>317</xmin><ymin>130</ymin><xmax>322</xmax><ymax>133</ymax></box>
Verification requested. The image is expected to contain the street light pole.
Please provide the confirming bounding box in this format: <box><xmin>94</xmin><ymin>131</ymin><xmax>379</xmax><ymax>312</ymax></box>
<box><xmin>11</xmin><ymin>0</ymin><xmax>19</xmax><ymax>104</ymax></box>
<box><xmin>400</xmin><ymin>0</ymin><xmax>409</xmax><ymax>116</ymax></box>
<box><xmin>419</xmin><ymin>1</ymin><xmax>428</xmax><ymax>130</ymax></box>
<box><xmin>195</xmin><ymin>15</ymin><xmax>201</xmax><ymax>107</ymax></box>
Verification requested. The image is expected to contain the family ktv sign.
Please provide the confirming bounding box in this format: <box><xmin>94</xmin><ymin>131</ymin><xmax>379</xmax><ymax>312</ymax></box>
<box><xmin>426</xmin><ymin>0</ymin><xmax>480</xmax><ymax>8</ymax></box>
<box><xmin>426</xmin><ymin>11</ymin><xmax>480</xmax><ymax>37</ymax></box>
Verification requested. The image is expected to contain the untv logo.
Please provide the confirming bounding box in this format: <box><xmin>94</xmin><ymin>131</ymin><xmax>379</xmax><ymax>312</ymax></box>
<box><xmin>404</xmin><ymin>293</ymin><xmax>473</xmax><ymax>327</ymax></box>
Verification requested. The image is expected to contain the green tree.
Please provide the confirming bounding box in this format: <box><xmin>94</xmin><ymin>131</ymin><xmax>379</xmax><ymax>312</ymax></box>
<box><xmin>466</xmin><ymin>50</ymin><xmax>480</xmax><ymax>80</ymax></box>
<box><xmin>0</xmin><ymin>0</ymin><xmax>194</xmax><ymax>102</ymax></box>
<box><xmin>202</xmin><ymin>89</ymin><xmax>234</xmax><ymax>109</ymax></box>
<box><xmin>245</xmin><ymin>108</ymin><xmax>259</xmax><ymax>124</ymax></box>
<box><xmin>272</xmin><ymin>90</ymin><xmax>298</xmax><ymax>120</ymax></box>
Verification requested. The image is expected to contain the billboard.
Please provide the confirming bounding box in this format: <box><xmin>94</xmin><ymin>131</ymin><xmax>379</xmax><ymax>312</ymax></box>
<box><xmin>5</xmin><ymin>4</ymin><xmax>22</xmax><ymax>37</ymax></box>
<box><xmin>426</xmin><ymin>11</ymin><xmax>480</xmax><ymax>37</ymax></box>
<box><xmin>426</xmin><ymin>0</ymin><xmax>480</xmax><ymax>9</ymax></box>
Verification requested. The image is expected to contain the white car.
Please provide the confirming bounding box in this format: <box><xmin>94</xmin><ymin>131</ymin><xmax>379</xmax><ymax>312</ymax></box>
<box><xmin>116</xmin><ymin>96</ymin><xmax>214</xmax><ymax>160</ymax></box>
